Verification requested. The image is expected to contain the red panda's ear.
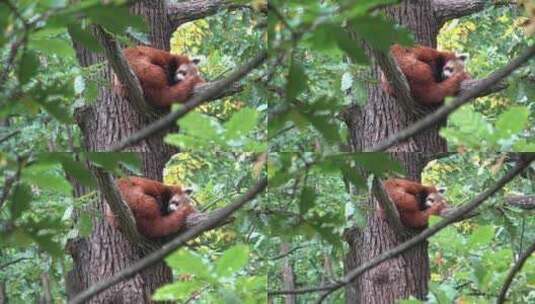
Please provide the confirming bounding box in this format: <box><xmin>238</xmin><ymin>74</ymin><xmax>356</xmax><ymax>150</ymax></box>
<box><xmin>457</xmin><ymin>53</ymin><xmax>469</xmax><ymax>62</ymax></box>
<box><xmin>192</xmin><ymin>58</ymin><xmax>201</xmax><ymax>65</ymax></box>
<box><xmin>184</xmin><ymin>188</ymin><xmax>194</xmax><ymax>195</ymax></box>
<box><xmin>437</xmin><ymin>187</ymin><xmax>447</xmax><ymax>194</ymax></box>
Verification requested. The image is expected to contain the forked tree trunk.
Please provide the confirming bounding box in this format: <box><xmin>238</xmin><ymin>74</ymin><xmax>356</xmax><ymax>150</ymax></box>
<box><xmin>343</xmin><ymin>3</ymin><xmax>447</xmax><ymax>303</ymax></box>
<box><xmin>66</xmin><ymin>1</ymin><xmax>178</xmax><ymax>302</ymax></box>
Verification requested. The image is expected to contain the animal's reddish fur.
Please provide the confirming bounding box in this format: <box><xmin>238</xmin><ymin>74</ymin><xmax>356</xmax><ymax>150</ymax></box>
<box><xmin>382</xmin><ymin>178</ymin><xmax>447</xmax><ymax>229</ymax></box>
<box><xmin>382</xmin><ymin>44</ymin><xmax>469</xmax><ymax>105</ymax></box>
<box><xmin>114</xmin><ymin>46</ymin><xmax>204</xmax><ymax>107</ymax></box>
<box><xmin>105</xmin><ymin>176</ymin><xmax>197</xmax><ymax>238</ymax></box>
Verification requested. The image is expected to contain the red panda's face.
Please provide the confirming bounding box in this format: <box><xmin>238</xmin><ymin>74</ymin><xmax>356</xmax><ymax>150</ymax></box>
<box><xmin>424</xmin><ymin>188</ymin><xmax>448</xmax><ymax>208</ymax></box>
<box><xmin>168</xmin><ymin>188</ymin><xmax>195</xmax><ymax>212</ymax></box>
<box><xmin>442</xmin><ymin>53</ymin><xmax>469</xmax><ymax>79</ymax></box>
<box><xmin>174</xmin><ymin>59</ymin><xmax>203</xmax><ymax>83</ymax></box>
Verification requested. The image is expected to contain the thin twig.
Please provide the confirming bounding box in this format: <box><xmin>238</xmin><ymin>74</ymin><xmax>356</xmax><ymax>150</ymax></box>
<box><xmin>496</xmin><ymin>239</ymin><xmax>535</xmax><ymax>303</ymax></box>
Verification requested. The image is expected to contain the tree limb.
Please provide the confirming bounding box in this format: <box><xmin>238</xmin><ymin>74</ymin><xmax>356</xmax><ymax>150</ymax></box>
<box><xmin>506</xmin><ymin>195</ymin><xmax>535</xmax><ymax>209</ymax></box>
<box><xmin>432</xmin><ymin>0</ymin><xmax>486</xmax><ymax>24</ymax></box>
<box><xmin>166</xmin><ymin>0</ymin><xmax>261</xmax><ymax>28</ymax></box>
<box><xmin>109</xmin><ymin>50</ymin><xmax>267</xmax><ymax>151</ymax></box>
<box><xmin>268</xmin><ymin>154</ymin><xmax>535</xmax><ymax>302</ymax></box>
<box><xmin>69</xmin><ymin>177</ymin><xmax>267</xmax><ymax>304</ymax></box>
<box><xmin>367</xmin><ymin>44</ymin><xmax>535</xmax><ymax>152</ymax></box>
<box><xmin>497</xmin><ymin>238</ymin><xmax>535</xmax><ymax>303</ymax></box>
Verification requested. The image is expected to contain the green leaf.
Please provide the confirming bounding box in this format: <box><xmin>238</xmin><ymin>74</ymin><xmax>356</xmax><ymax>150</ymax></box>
<box><xmin>468</xmin><ymin>225</ymin><xmax>494</xmax><ymax>249</ymax></box>
<box><xmin>32</xmin><ymin>235</ymin><xmax>63</xmax><ymax>257</ymax></box>
<box><xmin>21</xmin><ymin>163</ymin><xmax>72</xmax><ymax>195</ymax></box>
<box><xmin>215</xmin><ymin>244</ymin><xmax>249</xmax><ymax>277</ymax></box>
<box><xmin>85</xmin><ymin>5</ymin><xmax>146</xmax><ymax>33</ymax></box>
<box><xmin>333</xmin><ymin>28</ymin><xmax>368</xmax><ymax>63</ymax></box>
<box><xmin>153</xmin><ymin>280</ymin><xmax>205</xmax><ymax>301</ymax></box>
<box><xmin>493</xmin><ymin>106</ymin><xmax>529</xmax><ymax>140</ymax></box>
<box><xmin>286</xmin><ymin>59</ymin><xmax>307</xmax><ymax>101</ymax></box>
<box><xmin>299</xmin><ymin>186</ymin><xmax>316</xmax><ymax>214</ymax></box>
<box><xmin>68</xmin><ymin>24</ymin><xmax>103</xmax><ymax>53</ymax></box>
<box><xmin>18</xmin><ymin>50</ymin><xmax>40</xmax><ymax>84</ymax></box>
<box><xmin>86</xmin><ymin>152</ymin><xmax>140</xmax><ymax>172</ymax></box>
<box><xmin>349</xmin><ymin>15</ymin><xmax>412</xmax><ymax>51</ymax></box>
<box><xmin>60</xmin><ymin>158</ymin><xmax>96</xmax><ymax>187</ymax></box>
<box><xmin>9</xmin><ymin>183</ymin><xmax>32</xmax><ymax>219</ymax></box>
<box><xmin>178</xmin><ymin>111</ymin><xmax>221</xmax><ymax>140</ymax></box>
<box><xmin>224</xmin><ymin>108</ymin><xmax>259</xmax><ymax>139</ymax></box>
<box><xmin>166</xmin><ymin>250</ymin><xmax>213</xmax><ymax>281</ymax></box>
<box><xmin>30</xmin><ymin>38</ymin><xmax>75</xmax><ymax>58</ymax></box>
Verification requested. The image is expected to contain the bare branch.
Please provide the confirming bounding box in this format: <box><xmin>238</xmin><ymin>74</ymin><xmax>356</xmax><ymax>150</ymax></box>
<box><xmin>432</xmin><ymin>0</ymin><xmax>486</xmax><ymax>24</ymax></box>
<box><xmin>69</xmin><ymin>177</ymin><xmax>267</xmax><ymax>304</ymax></box>
<box><xmin>506</xmin><ymin>195</ymin><xmax>535</xmax><ymax>209</ymax></box>
<box><xmin>268</xmin><ymin>155</ymin><xmax>534</xmax><ymax>302</ymax></box>
<box><xmin>0</xmin><ymin>257</ymin><xmax>29</xmax><ymax>270</ymax></box>
<box><xmin>0</xmin><ymin>130</ymin><xmax>20</xmax><ymax>144</ymax></box>
<box><xmin>93</xmin><ymin>26</ymin><xmax>160</xmax><ymax>120</ymax></box>
<box><xmin>497</xmin><ymin>239</ymin><xmax>535</xmax><ymax>303</ymax></box>
<box><xmin>109</xmin><ymin>50</ymin><xmax>267</xmax><ymax>151</ymax></box>
<box><xmin>367</xmin><ymin>44</ymin><xmax>535</xmax><ymax>152</ymax></box>
<box><xmin>167</xmin><ymin>0</ymin><xmax>261</xmax><ymax>27</ymax></box>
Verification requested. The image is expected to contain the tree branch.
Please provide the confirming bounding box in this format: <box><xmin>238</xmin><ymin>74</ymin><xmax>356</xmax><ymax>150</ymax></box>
<box><xmin>432</xmin><ymin>0</ymin><xmax>486</xmax><ymax>24</ymax></box>
<box><xmin>268</xmin><ymin>154</ymin><xmax>534</xmax><ymax>303</ymax></box>
<box><xmin>497</xmin><ymin>239</ymin><xmax>535</xmax><ymax>303</ymax></box>
<box><xmin>69</xmin><ymin>177</ymin><xmax>267</xmax><ymax>304</ymax></box>
<box><xmin>93</xmin><ymin>26</ymin><xmax>160</xmax><ymax>120</ymax></box>
<box><xmin>108</xmin><ymin>50</ymin><xmax>267</xmax><ymax>151</ymax></box>
<box><xmin>506</xmin><ymin>195</ymin><xmax>535</xmax><ymax>209</ymax></box>
<box><xmin>367</xmin><ymin>44</ymin><xmax>535</xmax><ymax>152</ymax></box>
<box><xmin>167</xmin><ymin>0</ymin><xmax>261</xmax><ymax>28</ymax></box>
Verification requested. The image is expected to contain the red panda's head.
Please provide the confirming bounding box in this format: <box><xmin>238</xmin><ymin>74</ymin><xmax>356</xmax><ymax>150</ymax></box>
<box><xmin>442</xmin><ymin>53</ymin><xmax>469</xmax><ymax>79</ymax></box>
<box><xmin>424</xmin><ymin>188</ymin><xmax>450</xmax><ymax>214</ymax></box>
<box><xmin>174</xmin><ymin>59</ymin><xmax>204</xmax><ymax>84</ymax></box>
<box><xmin>168</xmin><ymin>187</ymin><xmax>194</xmax><ymax>212</ymax></box>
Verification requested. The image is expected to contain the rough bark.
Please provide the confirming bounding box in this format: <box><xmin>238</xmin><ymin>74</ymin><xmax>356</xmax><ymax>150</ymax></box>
<box><xmin>67</xmin><ymin>1</ymin><xmax>178</xmax><ymax>302</ymax></box>
<box><xmin>0</xmin><ymin>280</ymin><xmax>6</xmax><ymax>304</ymax></box>
<box><xmin>344</xmin><ymin>4</ymin><xmax>451</xmax><ymax>303</ymax></box>
<box><xmin>506</xmin><ymin>195</ymin><xmax>535</xmax><ymax>209</ymax></box>
<box><xmin>167</xmin><ymin>0</ymin><xmax>256</xmax><ymax>28</ymax></box>
<box><xmin>280</xmin><ymin>243</ymin><xmax>296</xmax><ymax>304</ymax></box>
<box><xmin>432</xmin><ymin>0</ymin><xmax>486</xmax><ymax>25</ymax></box>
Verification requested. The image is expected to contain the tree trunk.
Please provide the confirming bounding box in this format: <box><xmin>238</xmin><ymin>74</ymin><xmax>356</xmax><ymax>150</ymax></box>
<box><xmin>280</xmin><ymin>243</ymin><xmax>296</xmax><ymax>304</ymax></box>
<box><xmin>0</xmin><ymin>280</ymin><xmax>6</xmax><ymax>304</ymax></box>
<box><xmin>344</xmin><ymin>2</ymin><xmax>447</xmax><ymax>303</ymax></box>
<box><xmin>38</xmin><ymin>272</ymin><xmax>52</xmax><ymax>304</ymax></box>
<box><xmin>67</xmin><ymin>2</ymin><xmax>178</xmax><ymax>302</ymax></box>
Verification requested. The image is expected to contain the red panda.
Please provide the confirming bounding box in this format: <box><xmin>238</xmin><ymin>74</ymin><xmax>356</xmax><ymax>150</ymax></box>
<box><xmin>113</xmin><ymin>46</ymin><xmax>205</xmax><ymax>108</ymax></box>
<box><xmin>381</xmin><ymin>44</ymin><xmax>470</xmax><ymax>105</ymax></box>
<box><xmin>381</xmin><ymin>178</ymin><xmax>449</xmax><ymax>229</ymax></box>
<box><xmin>105</xmin><ymin>176</ymin><xmax>199</xmax><ymax>238</ymax></box>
